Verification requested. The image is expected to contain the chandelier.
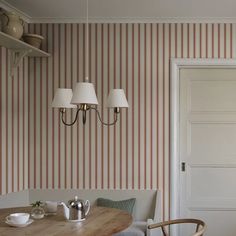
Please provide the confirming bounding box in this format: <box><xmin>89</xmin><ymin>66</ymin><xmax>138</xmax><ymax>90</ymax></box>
<box><xmin>52</xmin><ymin>0</ymin><xmax>128</xmax><ymax>126</ymax></box>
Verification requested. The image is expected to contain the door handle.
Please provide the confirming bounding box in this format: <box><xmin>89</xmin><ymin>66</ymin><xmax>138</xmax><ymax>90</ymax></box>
<box><xmin>181</xmin><ymin>162</ymin><xmax>186</xmax><ymax>172</ymax></box>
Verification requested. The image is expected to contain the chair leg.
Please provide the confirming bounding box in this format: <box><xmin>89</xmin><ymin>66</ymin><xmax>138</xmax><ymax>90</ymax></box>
<box><xmin>196</xmin><ymin>224</ymin><xmax>200</xmax><ymax>232</ymax></box>
<box><xmin>161</xmin><ymin>226</ymin><xmax>169</xmax><ymax>236</ymax></box>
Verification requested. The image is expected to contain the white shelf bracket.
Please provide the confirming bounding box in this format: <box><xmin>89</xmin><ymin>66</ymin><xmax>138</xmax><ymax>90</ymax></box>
<box><xmin>10</xmin><ymin>49</ymin><xmax>32</xmax><ymax>76</ymax></box>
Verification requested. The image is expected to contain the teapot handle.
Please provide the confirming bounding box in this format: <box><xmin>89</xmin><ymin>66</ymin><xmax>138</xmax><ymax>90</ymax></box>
<box><xmin>85</xmin><ymin>200</ymin><xmax>90</xmax><ymax>216</ymax></box>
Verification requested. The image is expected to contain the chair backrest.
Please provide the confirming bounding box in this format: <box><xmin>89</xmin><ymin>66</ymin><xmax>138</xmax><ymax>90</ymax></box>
<box><xmin>148</xmin><ymin>218</ymin><xmax>206</xmax><ymax>236</ymax></box>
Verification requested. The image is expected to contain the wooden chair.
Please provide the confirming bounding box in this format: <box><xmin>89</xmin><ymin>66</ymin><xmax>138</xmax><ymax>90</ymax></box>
<box><xmin>148</xmin><ymin>218</ymin><xmax>206</xmax><ymax>236</ymax></box>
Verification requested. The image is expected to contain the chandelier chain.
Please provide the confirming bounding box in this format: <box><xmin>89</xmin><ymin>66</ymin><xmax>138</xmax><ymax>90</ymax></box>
<box><xmin>85</xmin><ymin>0</ymin><xmax>89</xmax><ymax>81</ymax></box>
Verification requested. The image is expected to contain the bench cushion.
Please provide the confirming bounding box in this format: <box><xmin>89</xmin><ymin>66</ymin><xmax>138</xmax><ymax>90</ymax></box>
<box><xmin>113</xmin><ymin>221</ymin><xmax>146</xmax><ymax>236</ymax></box>
<box><xmin>113</xmin><ymin>227</ymin><xmax>145</xmax><ymax>236</ymax></box>
<box><xmin>97</xmin><ymin>198</ymin><xmax>136</xmax><ymax>214</ymax></box>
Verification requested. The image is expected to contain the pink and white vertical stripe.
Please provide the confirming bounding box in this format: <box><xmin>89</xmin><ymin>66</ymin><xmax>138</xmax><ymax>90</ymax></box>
<box><xmin>0</xmin><ymin>23</ymin><xmax>235</xmax><ymax>220</ymax></box>
<box><xmin>0</xmin><ymin>49</ymin><xmax>29</xmax><ymax>194</ymax></box>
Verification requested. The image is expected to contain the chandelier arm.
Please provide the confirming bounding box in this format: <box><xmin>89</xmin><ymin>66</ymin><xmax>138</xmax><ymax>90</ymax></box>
<box><xmin>90</xmin><ymin>107</ymin><xmax>118</xmax><ymax>126</ymax></box>
<box><xmin>60</xmin><ymin>107</ymin><xmax>81</xmax><ymax>126</ymax></box>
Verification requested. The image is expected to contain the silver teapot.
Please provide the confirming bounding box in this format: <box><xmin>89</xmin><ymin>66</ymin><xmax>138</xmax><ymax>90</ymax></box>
<box><xmin>60</xmin><ymin>196</ymin><xmax>90</xmax><ymax>221</ymax></box>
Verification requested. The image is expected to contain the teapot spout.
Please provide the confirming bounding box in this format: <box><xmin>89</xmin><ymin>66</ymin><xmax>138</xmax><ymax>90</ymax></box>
<box><xmin>60</xmin><ymin>202</ymin><xmax>69</xmax><ymax>220</ymax></box>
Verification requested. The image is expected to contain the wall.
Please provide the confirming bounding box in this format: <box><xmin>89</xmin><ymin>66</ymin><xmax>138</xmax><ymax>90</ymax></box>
<box><xmin>0</xmin><ymin>48</ymin><xmax>28</xmax><ymax>194</ymax></box>
<box><xmin>0</xmin><ymin>23</ymin><xmax>235</xmax><ymax>220</ymax></box>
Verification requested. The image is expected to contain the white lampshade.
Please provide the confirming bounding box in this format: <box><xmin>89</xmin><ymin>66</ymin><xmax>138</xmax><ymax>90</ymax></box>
<box><xmin>106</xmin><ymin>89</ymin><xmax>129</xmax><ymax>108</ymax></box>
<box><xmin>71</xmin><ymin>82</ymin><xmax>98</xmax><ymax>105</ymax></box>
<box><xmin>52</xmin><ymin>88</ymin><xmax>77</xmax><ymax>108</ymax></box>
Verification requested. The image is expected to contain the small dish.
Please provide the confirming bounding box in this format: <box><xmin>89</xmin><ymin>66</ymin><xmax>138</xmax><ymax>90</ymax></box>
<box><xmin>5</xmin><ymin>219</ymin><xmax>34</xmax><ymax>227</ymax></box>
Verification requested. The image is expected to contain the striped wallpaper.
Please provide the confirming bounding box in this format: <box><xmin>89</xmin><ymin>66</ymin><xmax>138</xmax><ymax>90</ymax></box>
<box><xmin>0</xmin><ymin>48</ymin><xmax>28</xmax><ymax>194</ymax></box>
<box><xmin>0</xmin><ymin>23</ymin><xmax>235</xmax><ymax>220</ymax></box>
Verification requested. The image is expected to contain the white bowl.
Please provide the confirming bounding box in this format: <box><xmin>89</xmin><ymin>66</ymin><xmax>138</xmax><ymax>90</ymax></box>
<box><xmin>6</xmin><ymin>213</ymin><xmax>30</xmax><ymax>225</ymax></box>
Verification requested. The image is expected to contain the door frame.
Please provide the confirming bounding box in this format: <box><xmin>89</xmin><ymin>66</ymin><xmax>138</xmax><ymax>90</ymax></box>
<box><xmin>170</xmin><ymin>58</ymin><xmax>236</xmax><ymax>235</ymax></box>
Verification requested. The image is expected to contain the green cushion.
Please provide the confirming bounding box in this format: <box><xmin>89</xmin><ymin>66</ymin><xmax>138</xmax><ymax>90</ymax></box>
<box><xmin>97</xmin><ymin>197</ymin><xmax>136</xmax><ymax>214</ymax></box>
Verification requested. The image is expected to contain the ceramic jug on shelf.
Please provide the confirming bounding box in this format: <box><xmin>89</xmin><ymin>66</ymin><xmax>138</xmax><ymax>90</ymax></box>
<box><xmin>2</xmin><ymin>12</ymin><xmax>24</xmax><ymax>39</ymax></box>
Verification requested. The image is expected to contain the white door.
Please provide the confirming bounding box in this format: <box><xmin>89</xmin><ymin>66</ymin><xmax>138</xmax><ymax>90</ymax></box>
<box><xmin>179</xmin><ymin>68</ymin><xmax>236</xmax><ymax>236</ymax></box>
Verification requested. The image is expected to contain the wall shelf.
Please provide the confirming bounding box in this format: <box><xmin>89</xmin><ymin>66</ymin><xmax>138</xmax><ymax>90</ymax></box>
<box><xmin>0</xmin><ymin>31</ymin><xmax>50</xmax><ymax>75</ymax></box>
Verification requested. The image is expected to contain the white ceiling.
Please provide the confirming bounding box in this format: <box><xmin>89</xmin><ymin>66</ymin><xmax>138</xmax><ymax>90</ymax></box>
<box><xmin>2</xmin><ymin>0</ymin><xmax>236</xmax><ymax>22</ymax></box>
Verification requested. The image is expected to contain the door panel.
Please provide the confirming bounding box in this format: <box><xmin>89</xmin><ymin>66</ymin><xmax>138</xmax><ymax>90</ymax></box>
<box><xmin>179</xmin><ymin>68</ymin><xmax>236</xmax><ymax>236</ymax></box>
<box><xmin>190</xmin><ymin>167</ymin><xmax>236</xmax><ymax>199</ymax></box>
<box><xmin>191</xmin><ymin>123</ymin><xmax>236</xmax><ymax>164</ymax></box>
<box><xmin>190</xmin><ymin>81</ymin><xmax>236</xmax><ymax>112</ymax></box>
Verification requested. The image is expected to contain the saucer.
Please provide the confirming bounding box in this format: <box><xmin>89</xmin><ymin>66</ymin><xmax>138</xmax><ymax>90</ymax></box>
<box><xmin>5</xmin><ymin>219</ymin><xmax>34</xmax><ymax>227</ymax></box>
<box><xmin>67</xmin><ymin>218</ymin><xmax>85</xmax><ymax>222</ymax></box>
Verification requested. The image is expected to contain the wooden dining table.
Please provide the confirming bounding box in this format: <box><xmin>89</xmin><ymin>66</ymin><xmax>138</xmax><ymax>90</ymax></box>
<box><xmin>0</xmin><ymin>205</ymin><xmax>133</xmax><ymax>236</ymax></box>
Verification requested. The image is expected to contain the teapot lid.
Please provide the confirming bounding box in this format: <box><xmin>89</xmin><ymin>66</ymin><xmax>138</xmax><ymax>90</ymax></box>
<box><xmin>68</xmin><ymin>196</ymin><xmax>82</xmax><ymax>208</ymax></box>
